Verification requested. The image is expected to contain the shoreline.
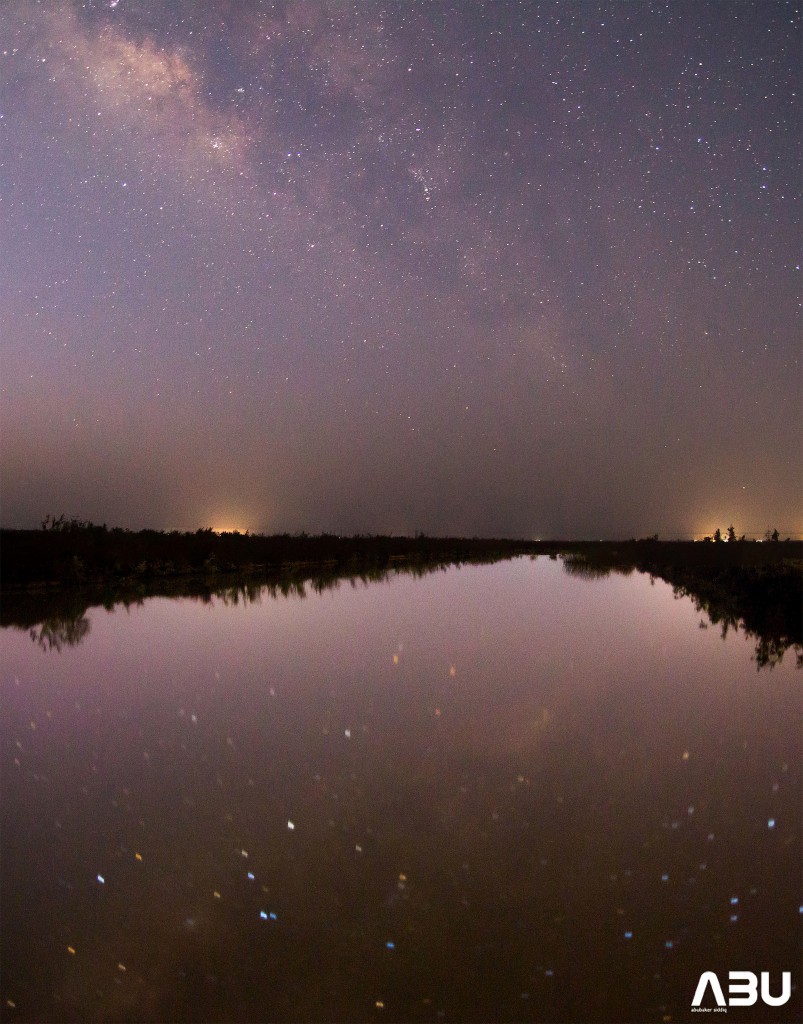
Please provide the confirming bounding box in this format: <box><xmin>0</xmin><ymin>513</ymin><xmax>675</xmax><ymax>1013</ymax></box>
<box><xmin>2</xmin><ymin>530</ymin><xmax>800</xmax><ymax>668</ymax></box>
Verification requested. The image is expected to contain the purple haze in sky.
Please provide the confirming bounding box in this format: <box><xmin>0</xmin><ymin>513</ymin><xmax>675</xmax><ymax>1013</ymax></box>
<box><xmin>1</xmin><ymin>1</ymin><xmax>800</xmax><ymax>538</ymax></box>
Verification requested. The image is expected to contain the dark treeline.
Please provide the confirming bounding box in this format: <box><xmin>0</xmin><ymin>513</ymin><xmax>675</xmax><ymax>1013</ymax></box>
<box><xmin>2</xmin><ymin>527</ymin><xmax>800</xmax><ymax>669</ymax></box>
<box><xmin>560</xmin><ymin>539</ymin><xmax>802</xmax><ymax>669</ymax></box>
<box><xmin>5</xmin><ymin>524</ymin><xmax>800</xmax><ymax>586</ymax></box>
<box><xmin>14</xmin><ymin>560</ymin><xmax>463</xmax><ymax>653</ymax></box>
<box><xmin>1</xmin><ymin>524</ymin><xmax>539</xmax><ymax>587</ymax></box>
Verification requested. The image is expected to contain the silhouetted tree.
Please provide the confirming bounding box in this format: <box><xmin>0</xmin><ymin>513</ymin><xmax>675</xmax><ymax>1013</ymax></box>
<box><xmin>713</xmin><ymin>528</ymin><xmax>722</xmax><ymax>543</ymax></box>
<box><xmin>41</xmin><ymin>513</ymin><xmax>66</xmax><ymax>531</ymax></box>
<box><xmin>30</xmin><ymin>614</ymin><xmax>91</xmax><ymax>651</ymax></box>
<box><xmin>727</xmin><ymin>525</ymin><xmax>737</xmax><ymax>543</ymax></box>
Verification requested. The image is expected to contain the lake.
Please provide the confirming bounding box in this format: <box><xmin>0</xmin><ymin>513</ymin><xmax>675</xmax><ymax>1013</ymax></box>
<box><xmin>1</xmin><ymin>556</ymin><xmax>799</xmax><ymax>1023</ymax></box>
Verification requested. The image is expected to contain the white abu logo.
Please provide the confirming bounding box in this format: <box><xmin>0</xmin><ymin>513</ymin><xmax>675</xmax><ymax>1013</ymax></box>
<box><xmin>691</xmin><ymin>971</ymin><xmax>791</xmax><ymax>1010</ymax></box>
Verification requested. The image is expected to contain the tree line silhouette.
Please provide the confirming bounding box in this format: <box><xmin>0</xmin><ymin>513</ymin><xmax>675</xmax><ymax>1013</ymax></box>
<box><xmin>2</xmin><ymin>524</ymin><xmax>800</xmax><ymax>670</ymax></box>
<box><xmin>702</xmin><ymin>525</ymin><xmax>784</xmax><ymax>543</ymax></box>
<box><xmin>2</xmin><ymin>522</ymin><xmax>541</xmax><ymax>586</ymax></box>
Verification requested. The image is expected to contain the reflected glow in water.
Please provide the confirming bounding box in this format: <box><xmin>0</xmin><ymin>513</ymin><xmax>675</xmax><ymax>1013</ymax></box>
<box><xmin>1</xmin><ymin>558</ymin><xmax>799</xmax><ymax>1022</ymax></box>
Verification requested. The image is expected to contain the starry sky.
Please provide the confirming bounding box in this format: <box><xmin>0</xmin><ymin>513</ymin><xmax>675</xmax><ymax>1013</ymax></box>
<box><xmin>1</xmin><ymin>0</ymin><xmax>800</xmax><ymax>539</ymax></box>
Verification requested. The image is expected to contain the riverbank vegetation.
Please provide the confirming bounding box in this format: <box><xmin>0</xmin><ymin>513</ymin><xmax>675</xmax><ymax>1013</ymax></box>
<box><xmin>2</xmin><ymin>524</ymin><xmax>800</xmax><ymax>668</ymax></box>
<box><xmin>2</xmin><ymin>522</ymin><xmax>538</xmax><ymax>587</ymax></box>
<box><xmin>559</xmin><ymin>539</ymin><xmax>802</xmax><ymax>669</ymax></box>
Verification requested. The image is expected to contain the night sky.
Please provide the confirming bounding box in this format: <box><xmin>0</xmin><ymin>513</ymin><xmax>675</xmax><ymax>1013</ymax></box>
<box><xmin>1</xmin><ymin>0</ymin><xmax>800</xmax><ymax>539</ymax></box>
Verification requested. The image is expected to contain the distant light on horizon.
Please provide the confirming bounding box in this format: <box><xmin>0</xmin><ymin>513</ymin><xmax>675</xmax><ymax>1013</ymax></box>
<box><xmin>0</xmin><ymin>1</ymin><xmax>798</xmax><ymax>536</ymax></box>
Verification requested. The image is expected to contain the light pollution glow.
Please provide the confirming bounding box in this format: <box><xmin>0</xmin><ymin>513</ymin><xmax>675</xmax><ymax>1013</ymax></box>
<box><xmin>0</xmin><ymin>1</ymin><xmax>800</xmax><ymax>538</ymax></box>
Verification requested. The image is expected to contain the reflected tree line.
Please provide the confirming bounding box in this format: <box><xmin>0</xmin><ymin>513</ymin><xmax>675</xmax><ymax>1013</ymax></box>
<box><xmin>30</xmin><ymin>615</ymin><xmax>91</xmax><ymax>653</ymax></box>
<box><xmin>561</xmin><ymin>548</ymin><xmax>802</xmax><ymax>670</ymax></box>
<box><xmin>5</xmin><ymin>557</ymin><xmax>486</xmax><ymax>653</ymax></box>
<box><xmin>4</xmin><ymin>533</ymin><xmax>801</xmax><ymax>671</ymax></box>
<box><xmin>2</xmin><ymin>523</ymin><xmax>536</xmax><ymax>587</ymax></box>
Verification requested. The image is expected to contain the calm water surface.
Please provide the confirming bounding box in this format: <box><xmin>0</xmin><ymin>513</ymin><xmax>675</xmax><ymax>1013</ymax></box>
<box><xmin>1</xmin><ymin>557</ymin><xmax>799</xmax><ymax>1023</ymax></box>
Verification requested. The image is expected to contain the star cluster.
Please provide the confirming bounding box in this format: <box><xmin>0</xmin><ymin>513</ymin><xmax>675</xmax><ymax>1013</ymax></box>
<box><xmin>1</xmin><ymin>1</ymin><xmax>799</xmax><ymax>537</ymax></box>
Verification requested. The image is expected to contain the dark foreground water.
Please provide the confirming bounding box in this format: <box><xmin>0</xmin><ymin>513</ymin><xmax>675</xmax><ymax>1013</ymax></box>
<box><xmin>1</xmin><ymin>557</ymin><xmax>799</xmax><ymax>1023</ymax></box>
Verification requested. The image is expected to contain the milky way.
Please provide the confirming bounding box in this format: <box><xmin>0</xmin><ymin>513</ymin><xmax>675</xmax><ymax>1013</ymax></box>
<box><xmin>1</xmin><ymin>1</ymin><xmax>799</xmax><ymax>538</ymax></box>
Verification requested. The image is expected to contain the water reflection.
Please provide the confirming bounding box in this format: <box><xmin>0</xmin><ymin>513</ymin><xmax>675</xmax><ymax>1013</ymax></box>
<box><xmin>1</xmin><ymin>558</ymin><xmax>800</xmax><ymax>1023</ymax></box>
<box><xmin>2</xmin><ymin>560</ymin><xmax>478</xmax><ymax>650</ymax></box>
<box><xmin>4</xmin><ymin>553</ymin><xmax>801</xmax><ymax>672</ymax></box>
<box><xmin>561</xmin><ymin>554</ymin><xmax>636</xmax><ymax>580</ymax></box>
<box><xmin>561</xmin><ymin>553</ymin><xmax>802</xmax><ymax>670</ymax></box>
<box><xmin>29</xmin><ymin>614</ymin><xmax>91</xmax><ymax>652</ymax></box>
